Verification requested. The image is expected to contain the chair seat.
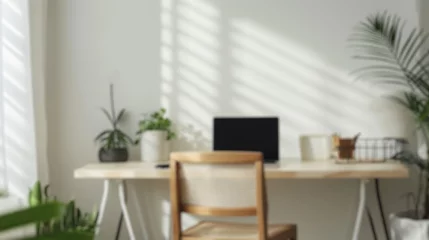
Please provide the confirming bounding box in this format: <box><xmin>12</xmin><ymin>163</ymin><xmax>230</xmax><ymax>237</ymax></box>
<box><xmin>182</xmin><ymin>221</ymin><xmax>297</xmax><ymax>240</ymax></box>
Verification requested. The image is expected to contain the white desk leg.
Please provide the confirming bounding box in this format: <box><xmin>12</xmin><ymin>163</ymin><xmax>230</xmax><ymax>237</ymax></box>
<box><xmin>352</xmin><ymin>179</ymin><xmax>368</xmax><ymax>240</ymax></box>
<box><xmin>118</xmin><ymin>180</ymin><xmax>136</xmax><ymax>240</ymax></box>
<box><xmin>96</xmin><ymin>180</ymin><xmax>110</xmax><ymax>236</ymax></box>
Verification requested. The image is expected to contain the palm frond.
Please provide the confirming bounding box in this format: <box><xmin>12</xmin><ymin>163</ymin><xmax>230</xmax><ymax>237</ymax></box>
<box><xmin>94</xmin><ymin>130</ymin><xmax>112</xmax><ymax>142</ymax></box>
<box><xmin>349</xmin><ymin>12</ymin><xmax>429</xmax><ymax>97</ymax></box>
<box><xmin>115</xmin><ymin>109</ymin><xmax>126</xmax><ymax>125</ymax></box>
<box><xmin>392</xmin><ymin>150</ymin><xmax>428</xmax><ymax>170</ymax></box>
<box><xmin>115</xmin><ymin>129</ymin><xmax>134</xmax><ymax>145</ymax></box>
<box><xmin>419</xmin><ymin>98</ymin><xmax>429</xmax><ymax>121</ymax></box>
<box><xmin>101</xmin><ymin>108</ymin><xmax>114</xmax><ymax>126</ymax></box>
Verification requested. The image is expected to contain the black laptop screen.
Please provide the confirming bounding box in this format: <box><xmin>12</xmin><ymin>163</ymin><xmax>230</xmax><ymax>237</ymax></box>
<box><xmin>213</xmin><ymin>117</ymin><xmax>279</xmax><ymax>162</ymax></box>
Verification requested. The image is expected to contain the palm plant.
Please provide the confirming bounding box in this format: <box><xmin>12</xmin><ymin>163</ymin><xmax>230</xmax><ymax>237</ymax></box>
<box><xmin>350</xmin><ymin>11</ymin><xmax>429</xmax><ymax>219</ymax></box>
<box><xmin>95</xmin><ymin>84</ymin><xmax>133</xmax><ymax>150</ymax></box>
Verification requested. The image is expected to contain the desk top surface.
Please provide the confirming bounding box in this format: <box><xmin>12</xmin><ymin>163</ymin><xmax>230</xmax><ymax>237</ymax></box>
<box><xmin>74</xmin><ymin>160</ymin><xmax>409</xmax><ymax>179</ymax></box>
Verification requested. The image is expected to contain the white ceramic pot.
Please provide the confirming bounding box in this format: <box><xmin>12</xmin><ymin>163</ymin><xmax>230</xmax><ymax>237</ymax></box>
<box><xmin>390</xmin><ymin>210</ymin><xmax>429</xmax><ymax>240</ymax></box>
<box><xmin>299</xmin><ymin>135</ymin><xmax>333</xmax><ymax>161</ymax></box>
<box><xmin>140</xmin><ymin>130</ymin><xmax>170</xmax><ymax>163</ymax></box>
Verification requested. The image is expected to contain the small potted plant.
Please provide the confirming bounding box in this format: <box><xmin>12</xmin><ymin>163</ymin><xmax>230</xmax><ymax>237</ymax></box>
<box><xmin>136</xmin><ymin>108</ymin><xmax>176</xmax><ymax>162</ymax></box>
<box><xmin>95</xmin><ymin>84</ymin><xmax>133</xmax><ymax>162</ymax></box>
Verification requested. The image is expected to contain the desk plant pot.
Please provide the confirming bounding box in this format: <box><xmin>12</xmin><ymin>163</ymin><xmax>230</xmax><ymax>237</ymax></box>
<box><xmin>390</xmin><ymin>211</ymin><xmax>429</xmax><ymax>240</ymax></box>
<box><xmin>95</xmin><ymin>84</ymin><xmax>133</xmax><ymax>163</ymax></box>
<box><xmin>136</xmin><ymin>108</ymin><xmax>176</xmax><ymax>163</ymax></box>
<box><xmin>140</xmin><ymin>130</ymin><xmax>170</xmax><ymax>162</ymax></box>
<box><xmin>99</xmin><ymin>148</ymin><xmax>129</xmax><ymax>162</ymax></box>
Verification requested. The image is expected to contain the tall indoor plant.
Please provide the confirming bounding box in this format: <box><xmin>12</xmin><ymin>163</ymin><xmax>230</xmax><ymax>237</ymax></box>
<box><xmin>95</xmin><ymin>84</ymin><xmax>133</xmax><ymax>162</ymax></box>
<box><xmin>350</xmin><ymin>11</ymin><xmax>429</xmax><ymax>239</ymax></box>
<box><xmin>135</xmin><ymin>108</ymin><xmax>176</xmax><ymax>162</ymax></box>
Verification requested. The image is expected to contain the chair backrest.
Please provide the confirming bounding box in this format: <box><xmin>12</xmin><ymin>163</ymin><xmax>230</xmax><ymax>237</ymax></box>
<box><xmin>170</xmin><ymin>151</ymin><xmax>268</xmax><ymax>240</ymax></box>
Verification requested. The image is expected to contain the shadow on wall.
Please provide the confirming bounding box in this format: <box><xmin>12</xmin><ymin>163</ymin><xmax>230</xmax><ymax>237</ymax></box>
<box><xmin>0</xmin><ymin>0</ymin><xmax>37</xmax><ymax>201</ymax></box>
<box><xmin>161</xmin><ymin>0</ymin><xmax>411</xmax><ymax>155</ymax></box>
<box><xmin>130</xmin><ymin>0</ymin><xmax>416</xmax><ymax>239</ymax></box>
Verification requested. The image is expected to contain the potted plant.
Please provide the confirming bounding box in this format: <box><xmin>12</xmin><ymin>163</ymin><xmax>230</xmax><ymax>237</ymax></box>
<box><xmin>28</xmin><ymin>181</ymin><xmax>98</xmax><ymax>235</ymax></box>
<box><xmin>350</xmin><ymin>12</ymin><xmax>429</xmax><ymax>239</ymax></box>
<box><xmin>0</xmin><ymin>181</ymin><xmax>95</xmax><ymax>239</ymax></box>
<box><xmin>95</xmin><ymin>84</ymin><xmax>133</xmax><ymax>162</ymax></box>
<box><xmin>135</xmin><ymin>108</ymin><xmax>176</xmax><ymax>162</ymax></box>
<box><xmin>0</xmin><ymin>202</ymin><xmax>93</xmax><ymax>239</ymax></box>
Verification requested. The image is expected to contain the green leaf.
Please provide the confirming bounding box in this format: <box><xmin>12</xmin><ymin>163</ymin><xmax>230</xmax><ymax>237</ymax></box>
<box><xmin>21</xmin><ymin>232</ymin><xmax>94</xmax><ymax>240</ymax></box>
<box><xmin>29</xmin><ymin>181</ymin><xmax>42</xmax><ymax>207</ymax></box>
<box><xmin>392</xmin><ymin>150</ymin><xmax>428</xmax><ymax>170</ymax></box>
<box><xmin>419</xmin><ymin>98</ymin><xmax>429</xmax><ymax>121</ymax></box>
<box><xmin>76</xmin><ymin>208</ymin><xmax>82</xmax><ymax>223</ymax></box>
<box><xmin>136</xmin><ymin>108</ymin><xmax>176</xmax><ymax>141</ymax></box>
<box><xmin>115</xmin><ymin>109</ymin><xmax>126</xmax><ymax>124</ymax></box>
<box><xmin>94</xmin><ymin>130</ymin><xmax>112</xmax><ymax>142</ymax></box>
<box><xmin>64</xmin><ymin>201</ymin><xmax>76</xmax><ymax>228</ymax></box>
<box><xmin>101</xmin><ymin>107</ymin><xmax>114</xmax><ymax>126</ymax></box>
<box><xmin>0</xmin><ymin>203</ymin><xmax>65</xmax><ymax>232</ymax></box>
<box><xmin>90</xmin><ymin>207</ymin><xmax>98</xmax><ymax>225</ymax></box>
<box><xmin>402</xmin><ymin>31</ymin><xmax>427</xmax><ymax>68</ymax></box>
<box><xmin>350</xmin><ymin>11</ymin><xmax>429</xmax><ymax>100</ymax></box>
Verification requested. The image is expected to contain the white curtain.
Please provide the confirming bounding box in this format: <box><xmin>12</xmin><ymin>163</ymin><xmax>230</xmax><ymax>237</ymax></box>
<box><xmin>0</xmin><ymin>0</ymin><xmax>48</xmax><ymax>202</ymax></box>
<box><xmin>28</xmin><ymin>0</ymin><xmax>48</xmax><ymax>189</ymax></box>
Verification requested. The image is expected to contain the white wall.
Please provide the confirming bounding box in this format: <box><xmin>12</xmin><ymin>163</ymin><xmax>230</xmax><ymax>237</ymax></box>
<box><xmin>46</xmin><ymin>0</ymin><xmax>419</xmax><ymax>239</ymax></box>
<box><xmin>421</xmin><ymin>0</ymin><xmax>429</xmax><ymax>52</ymax></box>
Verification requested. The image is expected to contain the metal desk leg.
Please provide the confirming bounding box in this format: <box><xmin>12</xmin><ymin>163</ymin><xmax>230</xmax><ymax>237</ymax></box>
<box><xmin>118</xmin><ymin>180</ymin><xmax>136</xmax><ymax>240</ymax></box>
<box><xmin>352</xmin><ymin>179</ymin><xmax>368</xmax><ymax>240</ymax></box>
<box><xmin>95</xmin><ymin>180</ymin><xmax>110</xmax><ymax>236</ymax></box>
<box><xmin>130</xmin><ymin>183</ymin><xmax>150</xmax><ymax>240</ymax></box>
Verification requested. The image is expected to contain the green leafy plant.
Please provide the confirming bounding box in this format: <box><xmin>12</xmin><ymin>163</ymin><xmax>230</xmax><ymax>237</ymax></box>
<box><xmin>29</xmin><ymin>181</ymin><xmax>98</xmax><ymax>235</ymax></box>
<box><xmin>0</xmin><ymin>202</ymin><xmax>94</xmax><ymax>239</ymax></box>
<box><xmin>95</xmin><ymin>84</ymin><xmax>133</xmax><ymax>149</ymax></box>
<box><xmin>350</xmin><ymin>11</ymin><xmax>429</xmax><ymax>219</ymax></box>
<box><xmin>135</xmin><ymin>108</ymin><xmax>176</xmax><ymax>142</ymax></box>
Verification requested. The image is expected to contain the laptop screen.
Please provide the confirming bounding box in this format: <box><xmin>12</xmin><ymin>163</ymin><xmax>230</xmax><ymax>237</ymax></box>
<box><xmin>213</xmin><ymin>117</ymin><xmax>279</xmax><ymax>162</ymax></box>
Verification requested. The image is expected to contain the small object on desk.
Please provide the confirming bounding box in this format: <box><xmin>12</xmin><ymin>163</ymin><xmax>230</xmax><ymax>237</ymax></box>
<box><xmin>299</xmin><ymin>134</ymin><xmax>332</xmax><ymax>161</ymax></box>
<box><xmin>155</xmin><ymin>163</ymin><xmax>169</xmax><ymax>169</ymax></box>
<box><xmin>335</xmin><ymin>134</ymin><xmax>408</xmax><ymax>164</ymax></box>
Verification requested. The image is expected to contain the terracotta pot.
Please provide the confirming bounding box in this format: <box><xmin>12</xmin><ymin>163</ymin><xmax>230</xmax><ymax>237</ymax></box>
<box><xmin>338</xmin><ymin>139</ymin><xmax>355</xmax><ymax>159</ymax></box>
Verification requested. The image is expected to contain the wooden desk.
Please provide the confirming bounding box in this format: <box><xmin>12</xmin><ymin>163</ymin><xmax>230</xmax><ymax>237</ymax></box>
<box><xmin>75</xmin><ymin>160</ymin><xmax>408</xmax><ymax>179</ymax></box>
<box><xmin>74</xmin><ymin>160</ymin><xmax>408</xmax><ymax>240</ymax></box>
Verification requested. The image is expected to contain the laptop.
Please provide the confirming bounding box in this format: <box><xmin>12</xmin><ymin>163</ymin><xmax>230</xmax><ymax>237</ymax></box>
<box><xmin>213</xmin><ymin>117</ymin><xmax>279</xmax><ymax>163</ymax></box>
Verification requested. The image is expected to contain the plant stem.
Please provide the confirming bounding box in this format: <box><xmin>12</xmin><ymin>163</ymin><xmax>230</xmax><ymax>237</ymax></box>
<box><xmin>110</xmin><ymin>84</ymin><xmax>116</xmax><ymax>129</ymax></box>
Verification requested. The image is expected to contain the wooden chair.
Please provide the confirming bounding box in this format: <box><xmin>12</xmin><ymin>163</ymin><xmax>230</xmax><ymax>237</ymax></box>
<box><xmin>170</xmin><ymin>151</ymin><xmax>297</xmax><ymax>240</ymax></box>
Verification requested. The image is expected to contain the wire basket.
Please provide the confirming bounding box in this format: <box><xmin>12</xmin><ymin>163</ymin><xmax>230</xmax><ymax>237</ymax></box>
<box><xmin>334</xmin><ymin>137</ymin><xmax>408</xmax><ymax>164</ymax></box>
